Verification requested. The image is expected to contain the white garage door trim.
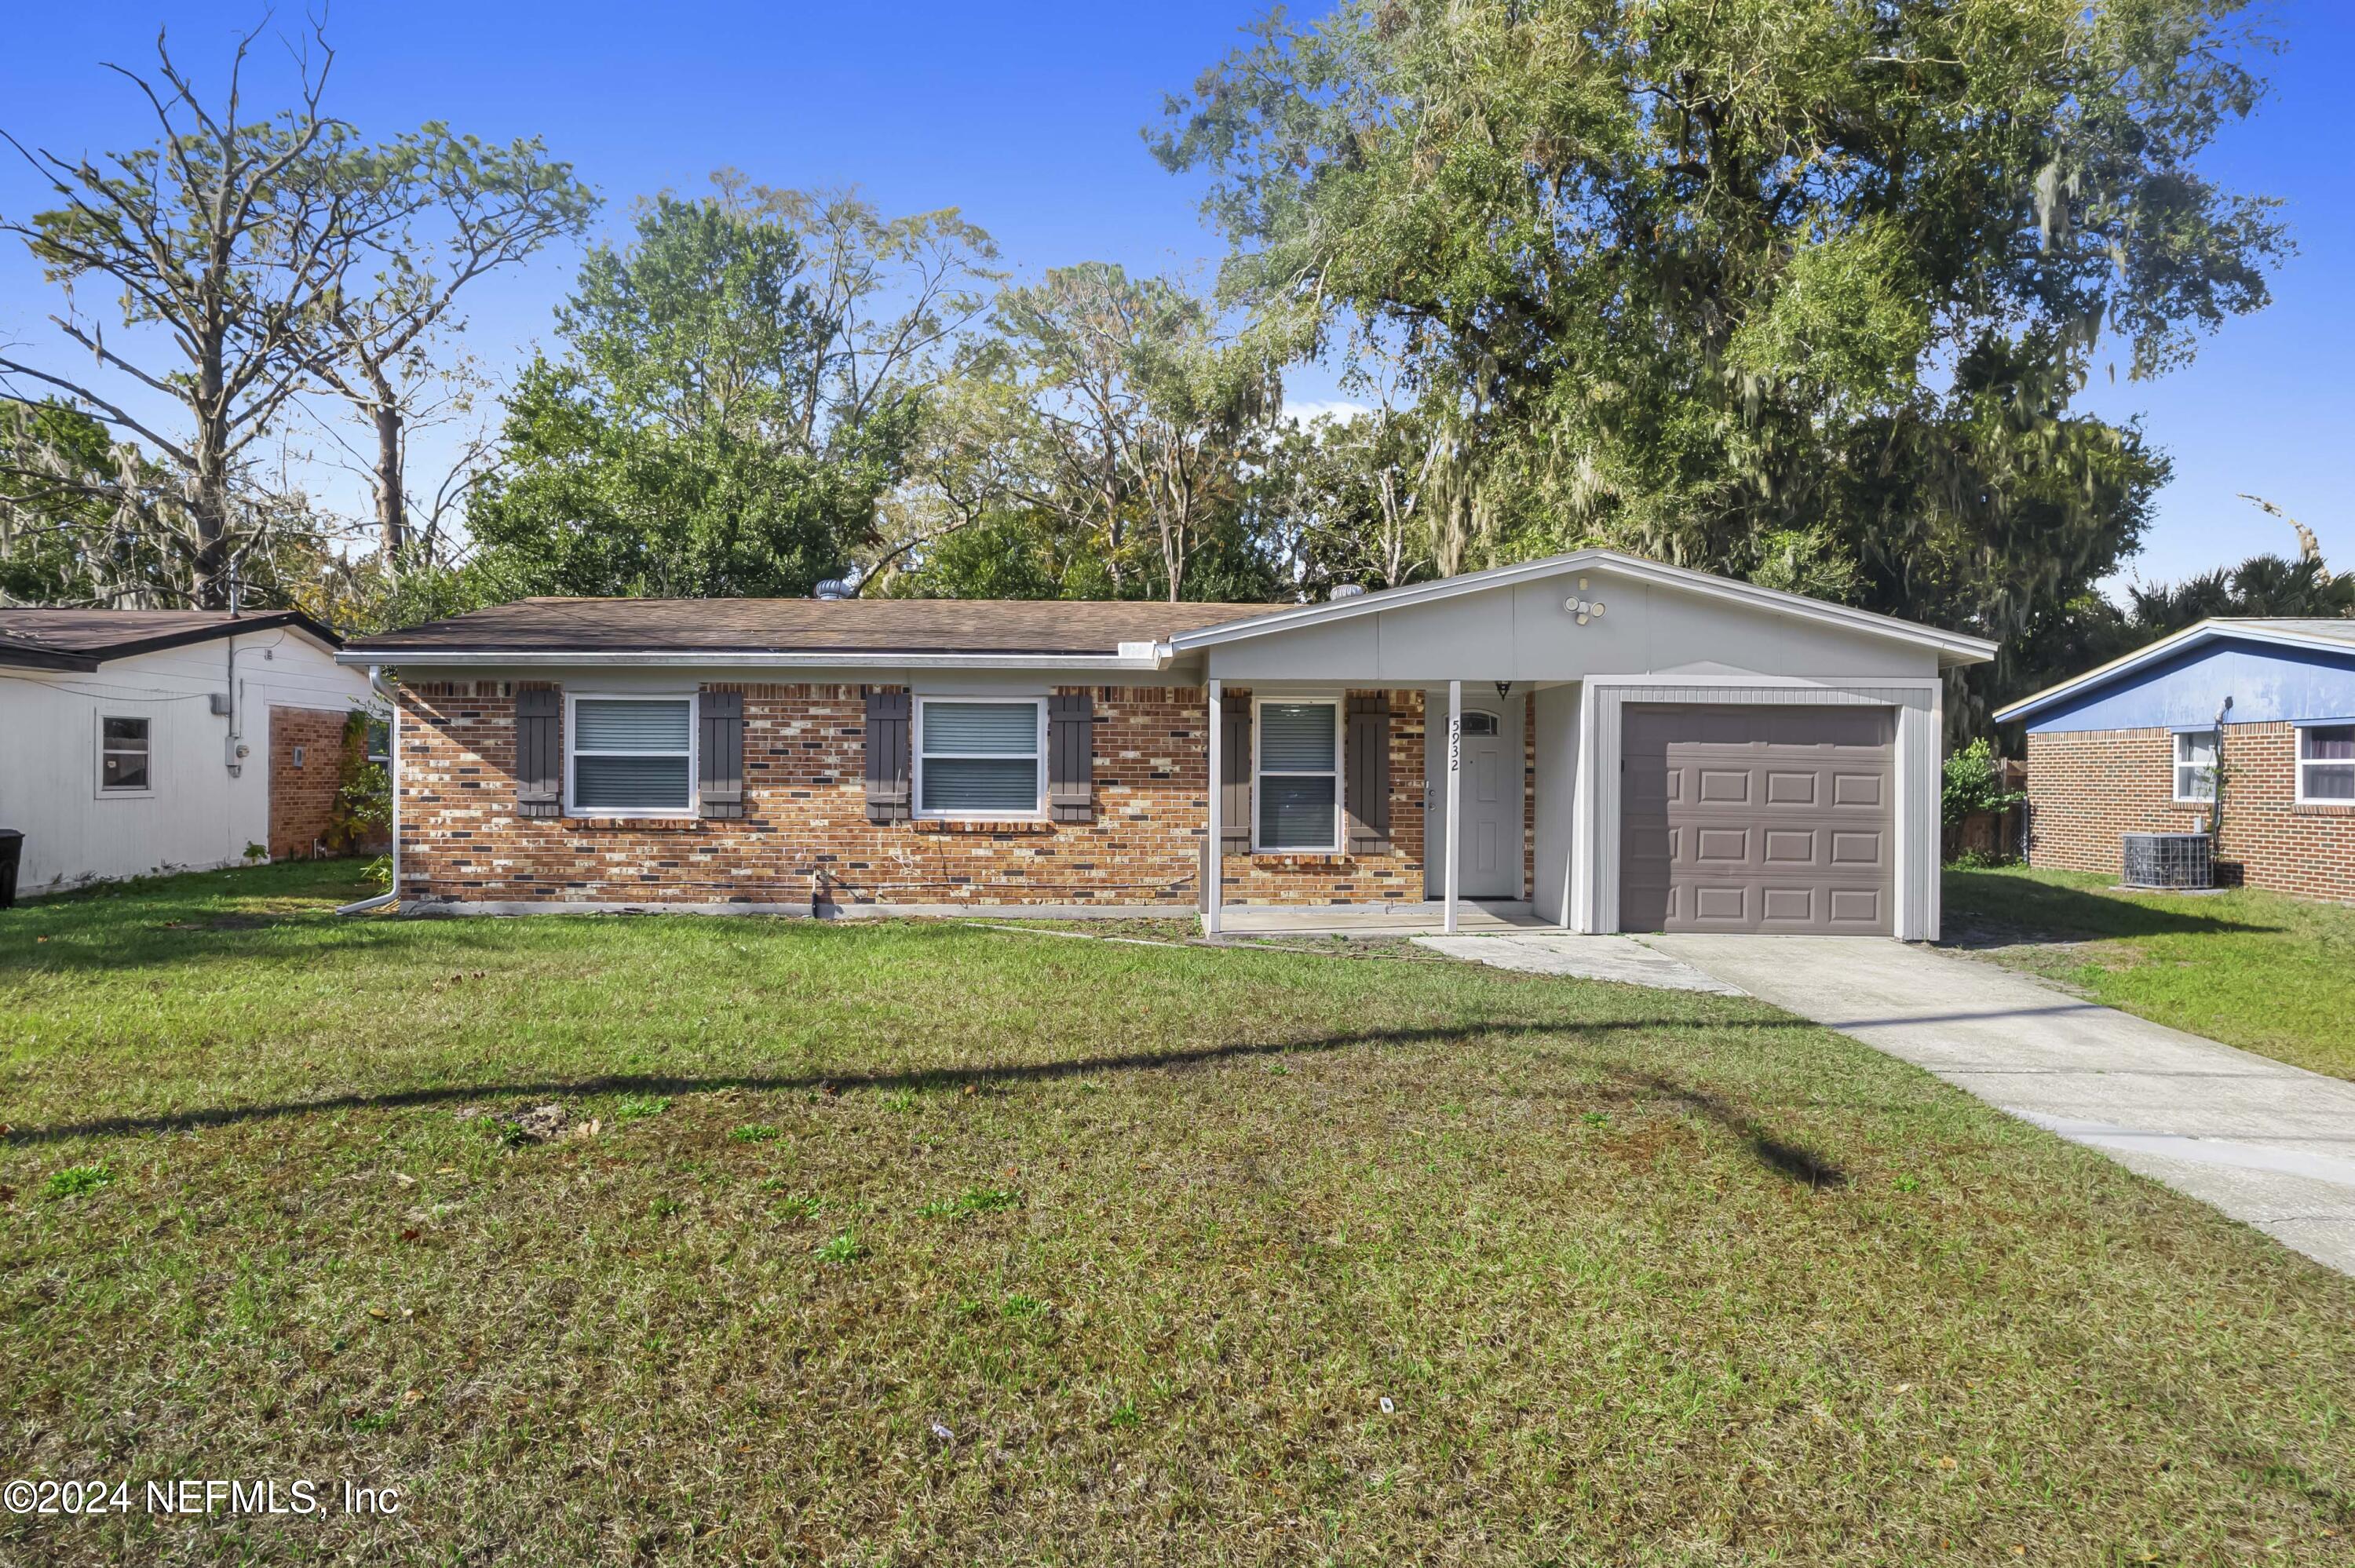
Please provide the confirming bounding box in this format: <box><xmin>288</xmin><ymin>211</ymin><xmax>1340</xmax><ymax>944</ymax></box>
<box><xmin>1572</xmin><ymin>676</ymin><xmax>1943</xmax><ymax>942</ymax></box>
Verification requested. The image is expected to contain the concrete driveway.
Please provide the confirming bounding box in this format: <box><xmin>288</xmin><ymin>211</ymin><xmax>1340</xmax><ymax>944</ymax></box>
<box><xmin>1642</xmin><ymin>934</ymin><xmax>2355</xmax><ymax>1278</ymax></box>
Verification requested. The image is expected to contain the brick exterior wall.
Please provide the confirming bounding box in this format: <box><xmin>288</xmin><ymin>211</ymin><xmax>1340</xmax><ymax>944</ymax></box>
<box><xmin>396</xmin><ymin>681</ymin><xmax>1429</xmax><ymax>911</ymax></box>
<box><xmin>1214</xmin><ymin>687</ymin><xmax>1426</xmax><ymax>906</ymax></box>
<box><xmin>267</xmin><ymin>705</ymin><xmax>361</xmax><ymax>861</ymax></box>
<box><xmin>2025</xmin><ymin>722</ymin><xmax>2355</xmax><ymax>902</ymax></box>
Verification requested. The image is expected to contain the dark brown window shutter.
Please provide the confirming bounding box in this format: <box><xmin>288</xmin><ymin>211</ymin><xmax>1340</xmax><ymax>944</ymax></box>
<box><xmin>699</xmin><ymin>690</ymin><xmax>745</xmax><ymax>819</ymax></box>
<box><xmin>1047</xmin><ymin>691</ymin><xmax>1094</xmax><ymax>822</ymax></box>
<box><xmin>515</xmin><ymin>687</ymin><xmax>562</xmax><ymax>818</ymax></box>
<box><xmin>864</xmin><ymin>687</ymin><xmax>911</xmax><ymax>822</ymax></box>
<box><xmin>1219</xmin><ymin>696</ymin><xmax>1251</xmax><ymax>848</ymax></box>
<box><xmin>1345</xmin><ymin>693</ymin><xmax>1391</xmax><ymax>854</ymax></box>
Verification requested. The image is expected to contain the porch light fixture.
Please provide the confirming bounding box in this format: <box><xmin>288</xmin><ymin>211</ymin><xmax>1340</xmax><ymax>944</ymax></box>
<box><xmin>1564</xmin><ymin>576</ymin><xmax>1607</xmax><ymax>625</ymax></box>
<box><xmin>1494</xmin><ymin>680</ymin><xmax>1513</xmax><ymax>701</ymax></box>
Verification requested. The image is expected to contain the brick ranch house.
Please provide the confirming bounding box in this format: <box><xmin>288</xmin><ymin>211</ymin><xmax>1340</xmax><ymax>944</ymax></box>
<box><xmin>1995</xmin><ymin>618</ymin><xmax>2355</xmax><ymax>902</ymax></box>
<box><xmin>340</xmin><ymin>550</ymin><xmax>1995</xmax><ymax>938</ymax></box>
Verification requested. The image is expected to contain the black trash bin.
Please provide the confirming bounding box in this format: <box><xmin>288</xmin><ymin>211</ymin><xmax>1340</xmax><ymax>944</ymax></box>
<box><xmin>0</xmin><ymin>829</ymin><xmax>20</xmax><ymax>910</ymax></box>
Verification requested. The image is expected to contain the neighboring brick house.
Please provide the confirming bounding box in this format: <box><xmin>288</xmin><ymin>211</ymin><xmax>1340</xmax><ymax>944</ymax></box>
<box><xmin>340</xmin><ymin>549</ymin><xmax>1995</xmax><ymax>938</ymax></box>
<box><xmin>1995</xmin><ymin>618</ymin><xmax>2355</xmax><ymax>903</ymax></box>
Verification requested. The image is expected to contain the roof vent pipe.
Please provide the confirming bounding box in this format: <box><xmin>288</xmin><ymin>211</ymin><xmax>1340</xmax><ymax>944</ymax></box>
<box><xmin>814</xmin><ymin>578</ymin><xmax>851</xmax><ymax>601</ymax></box>
<box><xmin>1329</xmin><ymin>582</ymin><xmax>1367</xmax><ymax>600</ymax></box>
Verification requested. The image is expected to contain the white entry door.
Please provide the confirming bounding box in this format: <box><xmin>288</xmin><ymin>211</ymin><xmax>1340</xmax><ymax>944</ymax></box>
<box><xmin>1431</xmin><ymin>706</ymin><xmax>1518</xmax><ymax>899</ymax></box>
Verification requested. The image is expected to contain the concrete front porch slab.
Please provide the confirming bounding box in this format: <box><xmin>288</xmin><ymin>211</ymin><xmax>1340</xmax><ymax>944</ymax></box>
<box><xmin>1412</xmin><ymin>932</ymin><xmax>1747</xmax><ymax>995</ymax></box>
<box><xmin>1216</xmin><ymin>901</ymin><xmax>1545</xmax><ymax>938</ymax></box>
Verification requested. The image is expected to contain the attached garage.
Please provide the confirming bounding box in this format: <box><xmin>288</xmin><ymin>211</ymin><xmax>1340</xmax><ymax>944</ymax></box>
<box><xmin>1619</xmin><ymin>705</ymin><xmax>1894</xmax><ymax>934</ymax></box>
<box><xmin>1169</xmin><ymin>550</ymin><xmax>1987</xmax><ymax>941</ymax></box>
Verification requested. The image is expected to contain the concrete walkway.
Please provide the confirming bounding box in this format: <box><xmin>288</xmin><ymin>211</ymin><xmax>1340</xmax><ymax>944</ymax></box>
<box><xmin>1411</xmin><ymin>932</ymin><xmax>1745</xmax><ymax>994</ymax></box>
<box><xmin>1642</xmin><ymin>935</ymin><xmax>2355</xmax><ymax>1277</ymax></box>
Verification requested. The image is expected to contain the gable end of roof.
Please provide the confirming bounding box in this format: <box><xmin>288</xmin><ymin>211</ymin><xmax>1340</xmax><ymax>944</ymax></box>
<box><xmin>1166</xmin><ymin>549</ymin><xmax>1997</xmax><ymax>664</ymax></box>
<box><xmin>1994</xmin><ymin>619</ymin><xmax>2355</xmax><ymax>725</ymax></box>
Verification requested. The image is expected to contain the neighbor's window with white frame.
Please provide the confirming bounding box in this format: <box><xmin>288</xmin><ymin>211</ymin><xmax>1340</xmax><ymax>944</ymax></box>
<box><xmin>97</xmin><ymin>715</ymin><xmax>152</xmax><ymax>794</ymax></box>
<box><xmin>2298</xmin><ymin>724</ymin><xmax>2355</xmax><ymax>803</ymax></box>
<box><xmin>2173</xmin><ymin>729</ymin><xmax>2218</xmax><ymax>803</ymax></box>
<box><xmin>1256</xmin><ymin>699</ymin><xmax>1341</xmax><ymax>852</ymax></box>
<box><xmin>568</xmin><ymin>695</ymin><xmax>695</xmax><ymax>815</ymax></box>
<box><xmin>916</xmin><ymin>698</ymin><xmax>1045</xmax><ymax>818</ymax></box>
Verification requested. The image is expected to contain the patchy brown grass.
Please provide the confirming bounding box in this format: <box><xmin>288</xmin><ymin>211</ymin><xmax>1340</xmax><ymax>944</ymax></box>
<box><xmin>3</xmin><ymin>862</ymin><xmax>2354</xmax><ymax>1564</ymax></box>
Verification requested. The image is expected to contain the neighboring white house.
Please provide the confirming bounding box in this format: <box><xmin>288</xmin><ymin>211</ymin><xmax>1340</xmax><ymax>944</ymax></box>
<box><xmin>0</xmin><ymin>609</ymin><xmax>372</xmax><ymax>895</ymax></box>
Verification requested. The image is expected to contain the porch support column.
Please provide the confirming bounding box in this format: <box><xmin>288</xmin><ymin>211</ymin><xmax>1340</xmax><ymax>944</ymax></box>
<box><xmin>1444</xmin><ymin>679</ymin><xmax>1462</xmax><ymax>935</ymax></box>
<box><xmin>1205</xmin><ymin>678</ymin><xmax>1223</xmax><ymax>935</ymax></box>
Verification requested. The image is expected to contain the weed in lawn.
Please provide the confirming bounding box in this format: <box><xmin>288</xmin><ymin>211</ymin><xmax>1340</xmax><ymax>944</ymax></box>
<box><xmin>1001</xmin><ymin>1293</ymin><xmax>1046</xmax><ymax>1319</ymax></box>
<box><xmin>813</xmin><ymin>1231</ymin><xmax>864</xmax><ymax>1264</ymax></box>
<box><xmin>918</xmin><ymin>1186</ymin><xmax>1019</xmax><ymax>1219</ymax></box>
<box><xmin>42</xmin><ymin>1163</ymin><xmax>111</xmax><ymax>1198</ymax></box>
<box><xmin>613</xmin><ymin>1094</ymin><xmax>671</xmax><ymax>1121</ymax></box>
<box><xmin>770</xmin><ymin>1195</ymin><xmax>822</xmax><ymax>1220</ymax></box>
<box><xmin>729</xmin><ymin>1122</ymin><xmax>783</xmax><ymax>1143</ymax></box>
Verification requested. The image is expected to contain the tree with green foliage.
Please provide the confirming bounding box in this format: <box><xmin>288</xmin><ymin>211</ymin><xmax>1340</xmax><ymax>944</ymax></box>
<box><xmin>0</xmin><ymin>20</ymin><xmax>375</xmax><ymax>608</ymax></box>
<box><xmin>0</xmin><ymin>401</ymin><xmax>149</xmax><ymax>603</ymax></box>
<box><xmin>310</xmin><ymin>129</ymin><xmax>597</xmax><ymax>564</ymax></box>
<box><xmin>989</xmin><ymin>263</ymin><xmax>1280</xmax><ymax>601</ymax></box>
<box><xmin>1156</xmin><ymin>0</ymin><xmax>2287</xmax><ymax>723</ymax></box>
<box><xmin>467</xmin><ymin>182</ymin><xmax>998</xmax><ymax>599</ymax></box>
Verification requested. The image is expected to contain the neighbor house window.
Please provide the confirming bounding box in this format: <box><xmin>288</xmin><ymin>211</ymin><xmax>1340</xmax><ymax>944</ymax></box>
<box><xmin>568</xmin><ymin>696</ymin><xmax>694</xmax><ymax>814</ymax></box>
<box><xmin>1256</xmin><ymin>699</ymin><xmax>1341</xmax><ymax>851</ymax></box>
<box><xmin>916</xmin><ymin>698</ymin><xmax>1045</xmax><ymax>817</ymax></box>
<box><xmin>2298</xmin><ymin>724</ymin><xmax>2355</xmax><ymax>804</ymax></box>
<box><xmin>2172</xmin><ymin>730</ymin><xmax>2218</xmax><ymax>804</ymax></box>
<box><xmin>98</xmin><ymin>716</ymin><xmax>151</xmax><ymax>794</ymax></box>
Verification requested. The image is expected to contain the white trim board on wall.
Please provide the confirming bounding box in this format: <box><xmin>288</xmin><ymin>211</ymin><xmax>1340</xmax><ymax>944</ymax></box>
<box><xmin>1569</xmin><ymin>676</ymin><xmax>1942</xmax><ymax>942</ymax></box>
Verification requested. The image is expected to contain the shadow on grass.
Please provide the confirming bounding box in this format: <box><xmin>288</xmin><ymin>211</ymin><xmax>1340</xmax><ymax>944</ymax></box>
<box><xmin>5</xmin><ymin>1016</ymin><xmax>1823</xmax><ymax>1154</ymax></box>
<box><xmin>1940</xmin><ymin>868</ymin><xmax>2282</xmax><ymax>948</ymax></box>
<box><xmin>1633</xmin><ymin>1072</ymin><xmax>1850</xmax><ymax>1188</ymax></box>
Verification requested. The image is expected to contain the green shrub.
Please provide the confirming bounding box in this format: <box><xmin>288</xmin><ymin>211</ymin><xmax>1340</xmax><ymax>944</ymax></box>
<box><xmin>1942</xmin><ymin>738</ymin><xmax>2022</xmax><ymax>827</ymax></box>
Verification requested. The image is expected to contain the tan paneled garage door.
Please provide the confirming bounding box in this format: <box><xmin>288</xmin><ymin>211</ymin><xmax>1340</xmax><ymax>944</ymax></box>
<box><xmin>1619</xmin><ymin>704</ymin><xmax>1894</xmax><ymax>935</ymax></box>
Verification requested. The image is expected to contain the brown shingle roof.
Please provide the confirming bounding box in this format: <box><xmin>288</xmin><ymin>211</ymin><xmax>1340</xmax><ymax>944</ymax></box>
<box><xmin>0</xmin><ymin>608</ymin><xmax>339</xmax><ymax>671</ymax></box>
<box><xmin>346</xmin><ymin>596</ymin><xmax>1288</xmax><ymax>658</ymax></box>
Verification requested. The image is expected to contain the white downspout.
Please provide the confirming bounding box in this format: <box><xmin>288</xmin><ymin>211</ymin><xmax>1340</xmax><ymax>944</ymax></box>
<box><xmin>335</xmin><ymin>664</ymin><xmax>400</xmax><ymax>915</ymax></box>
<box><xmin>1205</xmin><ymin>678</ymin><xmax>1223</xmax><ymax>935</ymax></box>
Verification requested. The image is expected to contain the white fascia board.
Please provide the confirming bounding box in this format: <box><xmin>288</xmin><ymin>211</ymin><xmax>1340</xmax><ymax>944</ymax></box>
<box><xmin>337</xmin><ymin>649</ymin><xmax>1174</xmax><ymax>673</ymax></box>
<box><xmin>1163</xmin><ymin>548</ymin><xmax>1998</xmax><ymax>664</ymax></box>
<box><xmin>1993</xmin><ymin>619</ymin><xmax>2355</xmax><ymax>724</ymax></box>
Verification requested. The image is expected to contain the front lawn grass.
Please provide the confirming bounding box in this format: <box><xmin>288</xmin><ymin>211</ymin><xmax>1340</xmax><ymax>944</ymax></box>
<box><xmin>1944</xmin><ymin>865</ymin><xmax>2355</xmax><ymax>1081</ymax></box>
<box><xmin>5</xmin><ymin>861</ymin><xmax>2355</xmax><ymax>1564</ymax></box>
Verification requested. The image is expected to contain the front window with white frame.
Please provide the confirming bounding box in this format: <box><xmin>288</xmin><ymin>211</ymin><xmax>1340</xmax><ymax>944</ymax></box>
<box><xmin>97</xmin><ymin>715</ymin><xmax>152</xmax><ymax>796</ymax></box>
<box><xmin>916</xmin><ymin>698</ymin><xmax>1046</xmax><ymax>818</ymax></box>
<box><xmin>2172</xmin><ymin>730</ymin><xmax>2218</xmax><ymax>803</ymax></box>
<box><xmin>1255</xmin><ymin>699</ymin><xmax>1341</xmax><ymax>851</ymax></box>
<box><xmin>568</xmin><ymin>695</ymin><xmax>695</xmax><ymax>815</ymax></box>
<box><xmin>2298</xmin><ymin>724</ymin><xmax>2355</xmax><ymax>803</ymax></box>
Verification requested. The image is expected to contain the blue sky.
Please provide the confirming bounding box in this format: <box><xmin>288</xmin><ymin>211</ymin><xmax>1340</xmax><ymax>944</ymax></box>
<box><xmin>2</xmin><ymin>1</ymin><xmax>2346</xmax><ymax>593</ymax></box>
